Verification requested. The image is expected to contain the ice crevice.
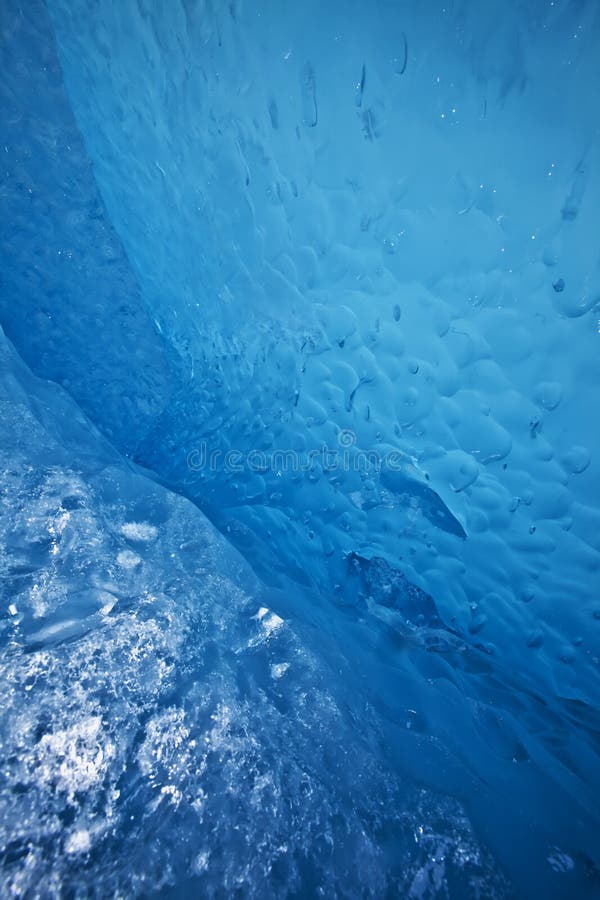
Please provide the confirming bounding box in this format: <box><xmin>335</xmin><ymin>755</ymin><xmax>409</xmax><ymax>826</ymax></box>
<box><xmin>0</xmin><ymin>0</ymin><xmax>599</xmax><ymax>897</ymax></box>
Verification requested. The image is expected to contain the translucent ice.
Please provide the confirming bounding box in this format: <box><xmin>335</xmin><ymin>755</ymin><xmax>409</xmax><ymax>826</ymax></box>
<box><xmin>0</xmin><ymin>323</ymin><xmax>519</xmax><ymax>897</ymax></box>
<box><xmin>1</xmin><ymin>0</ymin><xmax>600</xmax><ymax>896</ymax></box>
<box><xmin>36</xmin><ymin>0</ymin><xmax>600</xmax><ymax>708</ymax></box>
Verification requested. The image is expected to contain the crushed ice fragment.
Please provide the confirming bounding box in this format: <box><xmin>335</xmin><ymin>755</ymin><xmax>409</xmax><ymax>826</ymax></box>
<box><xmin>271</xmin><ymin>662</ymin><xmax>290</xmax><ymax>679</ymax></box>
<box><xmin>117</xmin><ymin>549</ymin><xmax>142</xmax><ymax>568</ymax></box>
<box><xmin>65</xmin><ymin>829</ymin><xmax>92</xmax><ymax>855</ymax></box>
<box><xmin>120</xmin><ymin>522</ymin><xmax>158</xmax><ymax>542</ymax></box>
<box><xmin>262</xmin><ymin>612</ymin><xmax>284</xmax><ymax>635</ymax></box>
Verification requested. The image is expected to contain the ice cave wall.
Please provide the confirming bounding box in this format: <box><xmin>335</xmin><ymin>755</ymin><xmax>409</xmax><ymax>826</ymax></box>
<box><xmin>1</xmin><ymin>1</ymin><xmax>600</xmax><ymax>895</ymax></box>
<box><xmin>0</xmin><ymin>0</ymin><xmax>176</xmax><ymax>450</ymax></box>
<box><xmin>2</xmin><ymin>1</ymin><xmax>600</xmax><ymax>703</ymax></box>
<box><xmin>40</xmin><ymin>0</ymin><xmax>600</xmax><ymax>709</ymax></box>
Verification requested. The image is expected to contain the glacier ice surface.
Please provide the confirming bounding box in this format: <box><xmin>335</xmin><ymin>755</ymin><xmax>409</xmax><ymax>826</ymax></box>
<box><xmin>0</xmin><ymin>326</ymin><xmax>519</xmax><ymax>897</ymax></box>
<box><xmin>1</xmin><ymin>0</ymin><xmax>600</xmax><ymax>896</ymax></box>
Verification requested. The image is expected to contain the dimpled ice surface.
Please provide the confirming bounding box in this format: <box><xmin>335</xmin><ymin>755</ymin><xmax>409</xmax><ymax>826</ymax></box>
<box><xmin>0</xmin><ymin>0</ymin><xmax>599</xmax><ymax>897</ymax></box>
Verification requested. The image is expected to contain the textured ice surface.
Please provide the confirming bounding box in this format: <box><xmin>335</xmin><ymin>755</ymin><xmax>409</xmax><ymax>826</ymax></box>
<box><xmin>0</xmin><ymin>326</ymin><xmax>516</xmax><ymax>897</ymax></box>
<box><xmin>38</xmin><ymin>0</ymin><xmax>600</xmax><ymax>710</ymax></box>
<box><xmin>1</xmin><ymin>0</ymin><xmax>600</xmax><ymax>896</ymax></box>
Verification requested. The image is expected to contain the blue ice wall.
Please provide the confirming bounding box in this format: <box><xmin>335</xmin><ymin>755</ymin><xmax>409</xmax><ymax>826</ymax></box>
<box><xmin>6</xmin><ymin>322</ymin><xmax>491</xmax><ymax>897</ymax></box>
<box><xmin>0</xmin><ymin>0</ymin><xmax>177</xmax><ymax>449</ymax></box>
<box><xmin>44</xmin><ymin>0</ymin><xmax>600</xmax><ymax>705</ymax></box>
<box><xmin>1</xmin><ymin>0</ymin><xmax>600</xmax><ymax>897</ymax></box>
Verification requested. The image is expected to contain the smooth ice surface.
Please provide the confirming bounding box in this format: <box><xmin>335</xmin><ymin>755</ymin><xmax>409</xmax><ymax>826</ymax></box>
<box><xmin>1</xmin><ymin>0</ymin><xmax>600</xmax><ymax>897</ymax></box>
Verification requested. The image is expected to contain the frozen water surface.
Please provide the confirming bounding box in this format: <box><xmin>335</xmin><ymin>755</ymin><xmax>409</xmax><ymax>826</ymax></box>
<box><xmin>0</xmin><ymin>0</ymin><xmax>599</xmax><ymax>897</ymax></box>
